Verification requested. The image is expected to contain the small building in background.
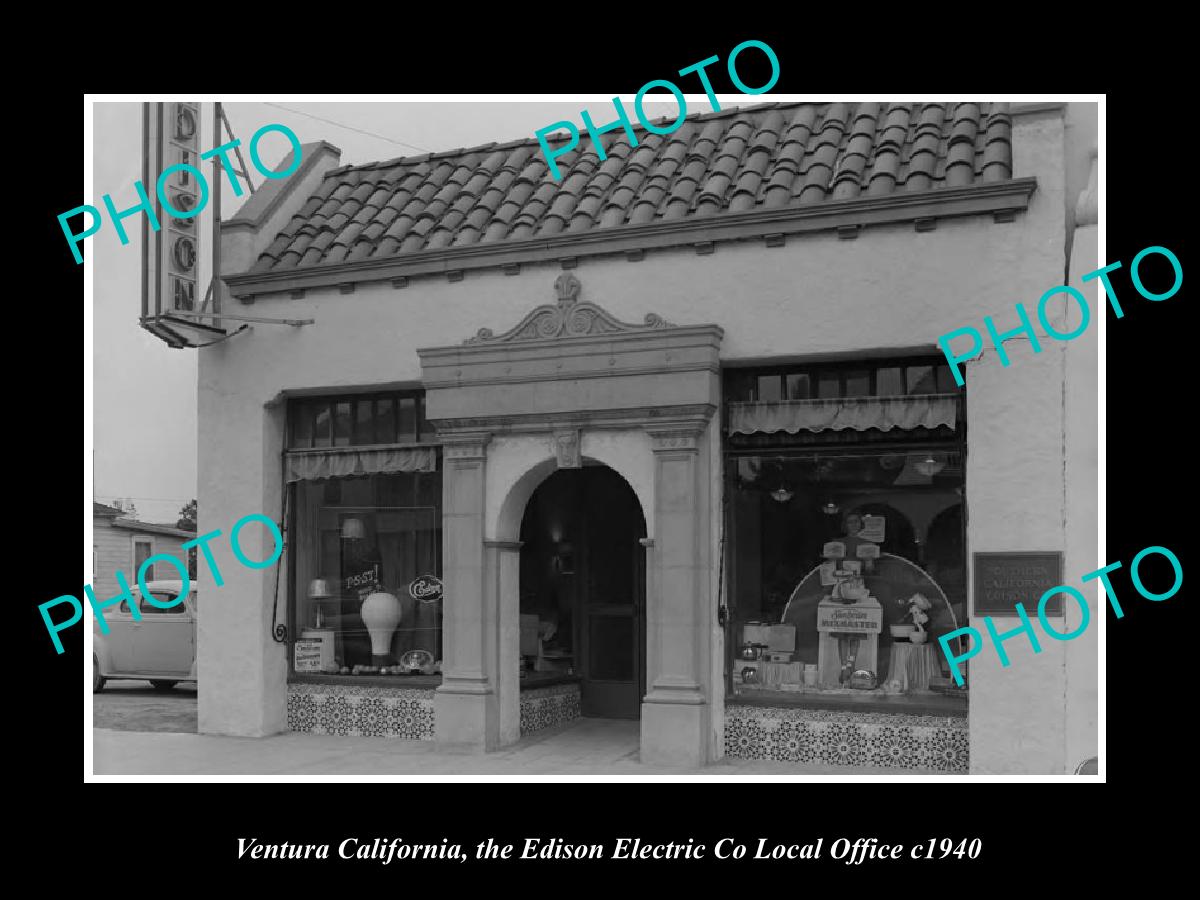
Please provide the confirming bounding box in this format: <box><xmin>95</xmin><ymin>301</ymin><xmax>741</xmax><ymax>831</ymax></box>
<box><xmin>92</xmin><ymin>501</ymin><xmax>196</xmax><ymax>599</ymax></box>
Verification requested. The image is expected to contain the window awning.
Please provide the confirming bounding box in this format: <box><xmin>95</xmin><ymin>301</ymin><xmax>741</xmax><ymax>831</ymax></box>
<box><xmin>285</xmin><ymin>447</ymin><xmax>437</xmax><ymax>483</ymax></box>
<box><xmin>728</xmin><ymin>395</ymin><xmax>959</xmax><ymax>435</ymax></box>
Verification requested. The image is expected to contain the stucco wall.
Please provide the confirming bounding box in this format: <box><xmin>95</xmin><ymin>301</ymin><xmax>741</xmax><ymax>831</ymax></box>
<box><xmin>198</xmin><ymin>105</ymin><xmax>1091</xmax><ymax>770</ymax></box>
<box><xmin>1063</xmin><ymin>219</ymin><xmax>1099</xmax><ymax>773</ymax></box>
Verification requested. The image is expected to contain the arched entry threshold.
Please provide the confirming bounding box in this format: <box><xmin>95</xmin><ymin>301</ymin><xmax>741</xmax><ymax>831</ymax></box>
<box><xmin>518</xmin><ymin>464</ymin><xmax>647</xmax><ymax>720</ymax></box>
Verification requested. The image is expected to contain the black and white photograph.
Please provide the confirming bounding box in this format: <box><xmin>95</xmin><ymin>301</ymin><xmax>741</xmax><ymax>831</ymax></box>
<box><xmin>74</xmin><ymin>92</ymin><xmax>1119</xmax><ymax>787</ymax></box>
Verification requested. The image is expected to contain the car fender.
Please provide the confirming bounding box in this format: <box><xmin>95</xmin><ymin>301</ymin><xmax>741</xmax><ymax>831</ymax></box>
<box><xmin>187</xmin><ymin>597</ymin><xmax>198</xmax><ymax>680</ymax></box>
<box><xmin>94</xmin><ymin>632</ymin><xmax>114</xmax><ymax>675</ymax></box>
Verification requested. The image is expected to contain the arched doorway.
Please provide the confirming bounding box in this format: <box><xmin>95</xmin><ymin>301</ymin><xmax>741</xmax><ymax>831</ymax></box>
<box><xmin>518</xmin><ymin>463</ymin><xmax>647</xmax><ymax>719</ymax></box>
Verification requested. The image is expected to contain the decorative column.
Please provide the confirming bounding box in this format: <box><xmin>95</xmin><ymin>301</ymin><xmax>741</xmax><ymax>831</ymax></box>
<box><xmin>435</xmin><ymin>432</ymin><xmax>498</xmax><ymax>750</ymax></box>
<box><xmin>486</xmin><ymin>539</ymin><xmax>523</xmax><ymax>746</ymax></box>
<box><xmin>642</xmin><ymin>425</ymin><xmax>711</xmax><ymax>767</ymax></box>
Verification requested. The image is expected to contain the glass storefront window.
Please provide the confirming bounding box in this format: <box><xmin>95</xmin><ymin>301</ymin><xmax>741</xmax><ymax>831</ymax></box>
<box><xmin>727</xmin><ymin>451</ymin><xmax>966</xmax><ymax>704</ymax></box>
<box><xmin>289</xmin><ymin>391</ymin><xmax>431</xmax><ymax>449</ymax></box>
<box><xmin>292</xmin><ymin>471</ymin><xmax>442</xmax><ymax>677</ymax></box>
<box><xmin>757</xmin><ymin>375</ymin><xmax>782</xmax><ymax>402</ymax></box>
<box><xmin>876</xmin><ymin>366</ymin><xmax>904</xmax><ymax>396</ymax></box>
<box><xmin>785</xmin><ymin>373</ymin><xmax>811</xmax><ymax>400</ymax></box>
<box><xmin>725</xmin><ymin>360</ymin><xmax>961</xmax><ymax>408</ymax></box>
<box><xmin>906</xmin><ymin>365</ymin><xmax>936</xmax><ymax>394</ymax></box>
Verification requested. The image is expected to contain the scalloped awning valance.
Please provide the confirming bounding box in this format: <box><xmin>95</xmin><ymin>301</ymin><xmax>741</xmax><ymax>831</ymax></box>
<box><xmin>728</xmin><ymin>395</ymin><xmax>959</xmax><ymax>435</ymax></box>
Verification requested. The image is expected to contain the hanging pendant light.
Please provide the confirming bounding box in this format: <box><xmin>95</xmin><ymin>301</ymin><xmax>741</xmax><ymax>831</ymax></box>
<box><xmin>915</xmin><ymin>454</ymin><xmax>946</xmax><ymax>478</ymax></box>
<box><xmin>822</xmin><ymin>500</ymin><xmax>841</xmax><ymax>516</ymax></box>
<box><xmin>769</xmin><ymin>456</ymin><xmax>792</xmax><ymax>503</ymax></box>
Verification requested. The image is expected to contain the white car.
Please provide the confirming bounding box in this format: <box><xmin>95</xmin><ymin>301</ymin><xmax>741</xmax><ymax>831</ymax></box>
<box><xmin>93</xmin><ymin>580</ymin><xmax>198</xmax><ymax>692</ymax></box>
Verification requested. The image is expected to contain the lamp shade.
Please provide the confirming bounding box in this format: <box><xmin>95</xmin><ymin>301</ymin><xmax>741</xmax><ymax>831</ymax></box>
<box><xmin>307</xmin><ymin>578</ymin><xmax>332</xmax><ymax>599</ymax></box>
<box><xmin>341</xmin><ymin>517</ymin><xmax>366</xmax><ymax>540</ymax></box>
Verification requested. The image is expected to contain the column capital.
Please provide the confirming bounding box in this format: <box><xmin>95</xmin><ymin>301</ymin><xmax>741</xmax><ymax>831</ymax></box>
<box><xmin>646</xmin><ymin>425</ymin><xmax>705</xmax><ymax>453</ymax></box>
<box><xmin>442</xmin><ymin>431</ymin><xmax>492</xmax><ymax>460</ymax></box>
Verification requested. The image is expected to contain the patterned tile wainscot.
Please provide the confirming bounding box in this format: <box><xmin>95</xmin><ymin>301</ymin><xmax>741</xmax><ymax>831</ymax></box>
<box><xmin>520</xmin><ymin>683</ymin><xmax>581</xmax><ymax>735</ymax></box>
<box><xmin>287</xmin><ymin>683</ymin><xmax>435</xmax><ymax>740</ymax></box>
<box><xmin>724</xmin><ymin>705</ymin><xmax>968</xmax><ymax>773</ymax></box>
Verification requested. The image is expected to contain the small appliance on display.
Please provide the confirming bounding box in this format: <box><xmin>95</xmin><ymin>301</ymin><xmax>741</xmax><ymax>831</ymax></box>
<box><xmin>816</xmin><ymin>561</ymin><xmax>882</xmax><ymax>687</ymax></box>
<box><xmin>399</xmin><ymin>649</ymin><xmax>435</xmax><ymax>674</ymax></box>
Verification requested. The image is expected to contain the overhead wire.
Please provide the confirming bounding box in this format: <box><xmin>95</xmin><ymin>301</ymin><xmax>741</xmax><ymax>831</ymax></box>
<box><xmin>259</xmin><ymin>102</ymin><xmax>431</xmax><ymax>153</ymax></box>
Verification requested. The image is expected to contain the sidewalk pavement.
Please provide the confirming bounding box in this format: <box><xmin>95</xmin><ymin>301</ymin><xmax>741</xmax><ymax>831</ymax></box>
<box><xmin>92</xmin><ymin>718</ymin><xmax>913</xmax><ymax>777</ymax></box>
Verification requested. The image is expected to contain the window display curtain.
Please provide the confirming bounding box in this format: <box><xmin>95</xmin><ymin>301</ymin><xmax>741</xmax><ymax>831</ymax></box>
<box><xmin>728</xmin><ymin>395</ymin><xmax>959</xmax><ymax>435</ymax></box>
<box><xmin>285</xmin><ymin>447</ymin><xmax>437</xmax><ymax>482</ymax></box>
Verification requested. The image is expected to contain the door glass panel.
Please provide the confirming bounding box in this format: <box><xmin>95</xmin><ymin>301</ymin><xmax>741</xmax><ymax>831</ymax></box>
<box><xmin>589</xmin><ymin>616</ymin><xmax>633</xmax><ymax>680</ymax></box>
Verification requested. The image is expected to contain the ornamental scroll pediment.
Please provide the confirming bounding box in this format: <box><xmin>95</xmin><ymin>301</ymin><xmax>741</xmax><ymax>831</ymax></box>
<box><xmin>465</xmin><ymin>273</ymin><xmax>675</xmax><ymax>345</ymax></box>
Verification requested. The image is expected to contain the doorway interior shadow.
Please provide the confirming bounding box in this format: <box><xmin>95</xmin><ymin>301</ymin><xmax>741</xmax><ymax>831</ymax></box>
<box><xmin>518</xmin><ymin>463</ymin><xmax>647</xmax><ymax>720</ymax></box>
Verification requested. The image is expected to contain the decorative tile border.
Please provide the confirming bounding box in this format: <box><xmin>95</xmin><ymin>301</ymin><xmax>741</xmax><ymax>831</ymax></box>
<box><xmin>520</xmin><ymin>683</ymin><xmax>581</xmax><ymax>735</ymax></box>
<box><xmin>287</xmin><ymin>683</ymin><xmax>435</xmax><ymax>740</ymax></box>
<box><xmin>724</xmin><ymin>704</ymin><xmax>968</xmax><ymax>773</ymax></box>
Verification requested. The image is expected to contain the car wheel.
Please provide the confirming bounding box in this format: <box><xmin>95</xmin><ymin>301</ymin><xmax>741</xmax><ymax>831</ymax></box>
<box><xmin>93</xmin><ymin>655</ymin><xmax>105</xmax><ymax>693</ymax></box>
<box><xmin>150</xmin><ymin>680</ymin><xmax>177</xmax><ymax>691</ymax></box>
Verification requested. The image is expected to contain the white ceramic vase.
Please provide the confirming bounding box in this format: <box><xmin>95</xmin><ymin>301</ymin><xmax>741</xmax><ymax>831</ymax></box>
<box><xmin>361</xmin><ymin>591</ymin><xmax>402</xmax><ymax>659</ymax></box>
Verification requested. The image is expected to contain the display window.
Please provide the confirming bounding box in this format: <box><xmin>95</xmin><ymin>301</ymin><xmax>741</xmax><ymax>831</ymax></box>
<box><xmin>286</xmin><ymin>392</ymin><xmax>442</xmax><ymax>682</ymax></box>
<box><xmin>723</xmin><ymin>359</ymin><xmax>967</xmax><ymax>711</ymax></box>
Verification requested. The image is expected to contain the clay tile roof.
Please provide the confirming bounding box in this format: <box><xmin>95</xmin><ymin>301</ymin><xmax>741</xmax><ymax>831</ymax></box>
<box><xmin>246</xmin><ymin>101</ymin><xmax>1017</xmax><ymax>273</ymax></box>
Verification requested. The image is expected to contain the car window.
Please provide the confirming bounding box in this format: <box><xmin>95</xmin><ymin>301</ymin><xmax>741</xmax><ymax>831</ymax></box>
<box><xmin>141</xmin><ymin>592</ymin><xmax>188</xmax><ymax>614</ymax></box>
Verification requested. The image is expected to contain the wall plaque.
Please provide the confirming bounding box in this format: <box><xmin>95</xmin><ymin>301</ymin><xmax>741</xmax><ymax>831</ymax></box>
<box><xmin>973</xmin><ymin>551</ymin><xmax>1064</xmax><ymax>618</ymax></box>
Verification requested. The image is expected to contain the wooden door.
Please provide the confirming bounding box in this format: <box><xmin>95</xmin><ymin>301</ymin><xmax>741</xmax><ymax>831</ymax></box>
<box><xmin>578</xmin><ymin>469</ymin><xmax>645</xmax><ymax>718</ymax></box>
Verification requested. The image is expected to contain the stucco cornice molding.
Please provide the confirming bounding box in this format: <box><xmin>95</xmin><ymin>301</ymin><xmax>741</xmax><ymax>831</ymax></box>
<box><xmin>223</xmin><ymin>179</ymin><xmax>1039</xmax><ymax>299</ymax></box>
<box><xmin>429</xmin><ymin>403</ymin><xmax>717</xmax><ymax>435</ymax></box>
<box><xmin>1009</xmin><ymin>102</ymin><xmax>1068</xmax><ymax>118</ymax></box>
<box><xmin>441</xmin><ymin>431</ymin><xmax>491</xmax><ymax>460</ymax></box>
<box><xmin>646</xmin><ymin>424</ymin><xmax>707</xmax><ymax>453</ymax></box>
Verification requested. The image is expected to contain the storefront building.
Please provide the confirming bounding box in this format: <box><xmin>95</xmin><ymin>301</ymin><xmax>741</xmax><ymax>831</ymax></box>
<box><xmin>198</xmin><ymin>101</ymin><xmax>1098</xmax><ymax>774</ymax></box>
